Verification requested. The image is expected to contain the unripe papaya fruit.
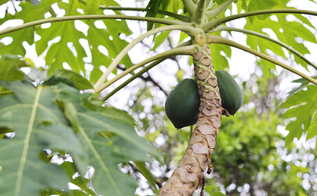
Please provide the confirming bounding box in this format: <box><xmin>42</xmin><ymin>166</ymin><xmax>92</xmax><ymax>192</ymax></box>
<box><xmin>165</xmin><ymin>78</ymin><xmax>200</xmax><ymax>129</ymax></box>
<box><xmin>215</xmin><ymin>70</ymin><xmax>243</xmax><ymax>115</ymax></box>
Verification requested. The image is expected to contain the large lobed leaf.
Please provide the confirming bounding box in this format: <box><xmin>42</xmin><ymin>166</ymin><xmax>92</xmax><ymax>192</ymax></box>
<box><xmin>0</xmin><ymin>0</ymin><xmax>132</xmax><ymax>83</ymax></box>
<box><xmin>0</xmin><ymin>80</ymin><xmax>87</xmax><ymax>196</ymax></box>
<box><xmin>55</xmin><ymin>83</ymin><xmax>161</xmax><ymax>195</ymax></box>
<box><xmin>0</xmin><ymin>68</ymin><xmax>161</xmax><ymax>195</ymax></box>
<box><xmin>280</xmin><ymin>85</ymin><xmax>317</xmax><ymax>145</ymax></box>
<box><xmin>243</xmin><ymin>1</ymin><xmax>316</xmax><ymax>75</ymax></box>
<box><xmin>0</xmin><ymin>0</ymin><xmax>58</xmax><ymax>56</ymax></box>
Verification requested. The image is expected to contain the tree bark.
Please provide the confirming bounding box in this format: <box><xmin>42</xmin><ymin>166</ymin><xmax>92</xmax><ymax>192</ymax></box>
<box><xmin>160</xmin><ymin>35</ymin><xmax>222</xmax><ymax>196</ymax></box>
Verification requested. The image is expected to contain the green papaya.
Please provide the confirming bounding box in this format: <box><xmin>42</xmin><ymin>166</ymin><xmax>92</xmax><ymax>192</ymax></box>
<box><xmin>165</xmin><ymin>78</ymin><xmax>200</xmax><ymax>129</ymax></box>
<box><xmin>215</xmin><ymin>70</ymin><xmax>244</xmax><ymax>115</ymax></box>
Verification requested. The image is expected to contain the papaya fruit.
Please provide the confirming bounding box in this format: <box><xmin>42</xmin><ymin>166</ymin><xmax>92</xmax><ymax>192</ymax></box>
<box><xmin>215</xmin><ymin>70</ymin><xmax>243</xmax><ymax>115</ymax></box>
<box><xmin>165</xmin><ymin>78</ymin><xmax>200</xmax><ymax>129</ymax></box>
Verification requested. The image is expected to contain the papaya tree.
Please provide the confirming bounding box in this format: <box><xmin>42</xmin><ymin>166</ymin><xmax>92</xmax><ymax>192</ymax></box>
<box><xmin>0</xmin><ymin>0</ymin><xmax>317</xmax><ymax>195</ymax></box>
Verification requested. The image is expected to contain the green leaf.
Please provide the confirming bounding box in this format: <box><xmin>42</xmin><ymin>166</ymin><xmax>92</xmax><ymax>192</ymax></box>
<box><xmin>60</xmin><ymin>161</ymin><xmax>96</xmax><ymax>196</ymax></box>
<box><xmin>151</xmin><ymin>31</ymin><xmax>171</xmax><ymax>51</ymax></box>
<box><xmin>133</xmin><ymin>161</ymin><xmax>159</xmax><ymax>193</ymax></box>
<box><xmin>99</xmin><ymin>0</ymin><xmax>121</xmax><ymax>6</ymax></box>
<box><xmin>280</xmin><ymin>85</ymin><xmax>317</xmax><ymax>145</ymax></box>
<box><xmin>307</xmin><ymin>117</ymin><xmax>317</xmax><ymax>140</ymax></box>
<box><xmin>0</xmin><ymin>27</ymin><xmax>34</xmax><ymax>56</ymax></box>
<box><xmin>50</xmin><ymin>84</ymin><xmax>161</xmax><ymax>195</ymax></box>
<box><xmin>275</xmin><ymin>15</ymin><xmax>314</xmax><ymax>70</ymax></box>
<box><xmin>86</xmin><ymin>20</ymin><xmax>132</xmax><ymax>83</ymax></box>
<box><xmin>285</xmin><ymin>75</ymin><xmax>317</xmax><ymax>97</ymax></box>
<box><xmin>0</xmin><ymin>0</ymin><xmax>58</xmax><ymax>56</ymax></box>
<box><xmin>0</xmin><ymin>0</ymin><xmax>11</xmax><ymax>5</ymax></box>
<box><xmin>43</xmin><ymin>69</ymin><xmax>93</xmax><ymax>90</ymax></box>
<box><xmin>87</xmin><ymin>24</ymin><xmax>114</xmax><ymax>83</ymax></box>
<box><xmin>210</xmin><ymin>44</ymin><xmax>229</xmax><ymax>71</ymax></box>
<box><xmin>86</xmin><ymin>0</ymin><xmax>101</xmax><ymax>15</ymax></box>
<box><xmin>0</xmin><ymin>81</ymin><xmax>88</xmax><ymax>196</ymax></box>
<box><xmin>34</xmin><ymin>1</ymin><xmax>87</xmax><ymax>75</ymax></box>
<box><xmin>36</xmin><ymin>21</ymin><xmax>87</xmax><ymax>75</ymax></box>
<box><xmin>0</xmin><ymin>56</ymin><xmax>25</xmax><ymax>81</ymax></box>
<box><xmin>146</xmin><ymin>0</ymin><xmax>165</xmax><ymax>31</ymax></box>
<box><xmin>247</xmin><ymin>0</ymin><xmax>278</xmax><ymax>20</ymax></box>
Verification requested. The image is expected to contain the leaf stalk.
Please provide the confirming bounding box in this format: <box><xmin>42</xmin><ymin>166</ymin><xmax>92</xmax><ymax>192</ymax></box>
<box><xmin>214</xmin><ymin>25</ymin><xmax>317</xmax><ymax>70</ymax></box>
<box><xmin>203</xmin><ymin>9</ymin><xmax>317</xmax><ymax>33</ymax></box>
<box><xmin>93</xmin><ymin>25</ymin><xmax>198</xmax><ymax>91</ymax></box>
<box><xmin>97</xmin><ymin>45</ymin><xmax>195</xmax><ymax>95</ymax></box>
<box><xmin>207</xmin><ymin>35</ymin><xmax>317</xmax><ymax>85</ymax></box>
<box><xmin>0</xmin><ymin>15</ymin><xmax>187</xmax><ymax>36</ymax></box>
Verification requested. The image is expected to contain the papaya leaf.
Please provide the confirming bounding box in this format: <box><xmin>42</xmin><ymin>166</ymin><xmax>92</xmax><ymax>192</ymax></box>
<box><xmin>86</xmin><ymin>0</ymin><xmax>101</xmax><ymax>15</ymax></box>
<box><xmin>0</xmin><ymin>81</ymin><xmax>88</xmax><ymax>196</ymax></box>
<box><xmin>0</xmin><ymin>0</ymin><xmax>11</xmax><ymax>5</ymax></box>
<box><xmin>145</xmin><ymin>0</ymin><xmax>167</xmax><ymax>31</ymax></box>
<box><xmin>34</xmin><ymin>1</ymin><xmax>87</xmax><ymax>75</ymax></box>
<box><xmin>43</xmin><ymin>69</ymin><xmax>93</xmax><ymax>90</ymax></box>
<box><xmin>247</xmin><ymin>0</ymin><xmax>279</xmax><ymax>21</ymax></box>
<box><xmin>55</xmin><ymin>161</ymin><xmax>96</xmax><ymax>196</ymax></box>
<box><xmin>210</xmin><ymin>43</ymin><xmax>229</xmax><ymax>71</ymax></box>
<box><xmin>133</xmin><ymin>161</ymin><xmax>159</xmax><ymax>193</ymax></box>
<box><xmin>275</xmin><ymin>15</ymin><xmax>314</xmax><ymax>70</ymax></box>
<box><xmin>35</xmin><ymin>21</ymin><xmax>87</xmax><ymax>75</ymax></box>
<box><xmin>247</xmin><ymin>0</ymin><xmax>278</xmax><ymax>12</ymax></box>
<box><xmin>280</xmin><ymin>85</ymin><xmax>317</xmax><ymax>145</ymax></box>
<box><xmin>99</xmin><ymin>0</ymin><xmax>121</xmax><ymax>6</ymax></box>
<box><xmin>0</xmin><ymin>56</ymin><xmax>25</xmax><ymax>81</ymax></box>
<box><xmin>286</xmin><ymin>75</ymin><xmax>317</xmax><ymax>97</ymax></box>
<box><xmin>0</xmin><ymin>0</ymin><xmax>58</xmax><ymax>56</ymax></box>
<box><xmin>47</xmin><ymin>84</ymin><xmax>161</xmax><ymax>195</ymax></box>
<box><xmin>151</xmin><ymin>31</ymin><xmax>171</xmax><ymax>51</ymax></box>
<box><xmin>84</xmin><ymin>7</ymin><xmax>132</xmax><ymax>83</ymax></box>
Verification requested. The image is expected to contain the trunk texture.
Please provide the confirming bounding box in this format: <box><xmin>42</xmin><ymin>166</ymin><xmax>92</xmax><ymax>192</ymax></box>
<box><xmin>160</xmin><ymin>35</ymin><xmax>222</xmax><ymax>196</ymax></box>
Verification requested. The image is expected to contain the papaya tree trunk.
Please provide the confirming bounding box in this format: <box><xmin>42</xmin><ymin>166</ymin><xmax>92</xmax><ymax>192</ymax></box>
<box><xmin>160</xmin><ymin>35</ymin><xmax>222</xmax><ymax>196</ymax></box>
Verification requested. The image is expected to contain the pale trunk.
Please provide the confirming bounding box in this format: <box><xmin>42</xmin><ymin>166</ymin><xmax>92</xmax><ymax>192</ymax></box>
<box><xmin>160</xmin><ymin>35</ymin><xmax>222</xmax><ymax>196</ymax></box>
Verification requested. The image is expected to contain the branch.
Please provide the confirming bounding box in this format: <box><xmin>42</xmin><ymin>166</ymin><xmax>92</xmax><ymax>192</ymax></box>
<box><xmin>203</xmin><ymin>9</ymin><xmax>317</xmax><ymax>33</ymax></box>
<box><xmin>104</xmin><ymin>8</ymin><xmax>190</xmax><ymax>23</ymax></box>
<box><xmin>77</xmin><ymin>0</ymin><xmax>191</xmax><ymax>22</ymax></box>
<box><xmin>0</xmin><ymin>15</ymin><xmax>187</xmax><ymax>36</ymax></box>
<box><xmin>213</xmin><ymin>25</ymin><xmax>317</xmax><ymax>70</ymax></box>
<box><xmin>193</xmin><ymin>0</ymin><xmax>208</xmax><ymax>25</ymax></box>
<box><xmin>102</xmin><ymin>43</ymin><xmax>193</xmax><ymax>101</ymax></box>
<box><xmin>93</xmin><ymin>25</ymin><xmax>198</xmax><ymax>92</ymax></box>
<box><xmin>206</xmin><ymin>0</ymin><xmax>235</xmax><ymax>20</ymax></box>
<box><xmin>98</xmin><ymin>45</ymin><xmax>195</xmax><ymax>98</ymax></box>
<box><xmin>102</xmin><ymin>58</ymin><xmax>165</xmax><ymax>101</ymax></box>
<box><xmin>117</xmin><ymin>64</ymin><xmax>168</xmax><ymax>96</ymax></box>
<box><xmin>207</xmin><ymin>35</ymin><xmax>317</xmax><ymax>85</ymax></box>
<box><xmin>182</xmin><ymin>0</ymin><xmax>197</xmax><ymax>16</ymax></box>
